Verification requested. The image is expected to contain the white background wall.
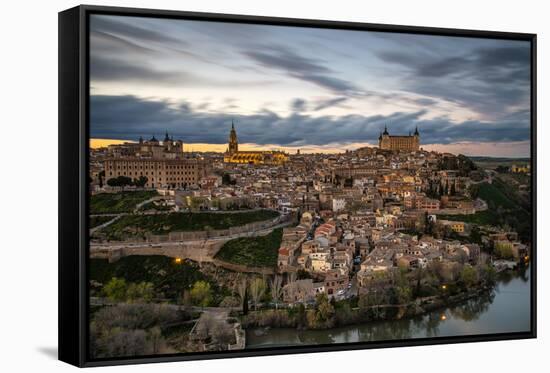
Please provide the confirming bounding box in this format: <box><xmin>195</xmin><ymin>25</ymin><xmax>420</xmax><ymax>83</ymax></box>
<box><xmin>0</xmin><ymin>0</ymin><xmax>546</xmax><ymax>371</ymax></box>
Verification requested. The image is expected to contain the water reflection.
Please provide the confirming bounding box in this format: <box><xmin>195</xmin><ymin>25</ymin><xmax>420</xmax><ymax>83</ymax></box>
<box><xmin>246</xmin><ymin>269</ymin><xmax>530</xmax><ymax>348</ymax></box>
<box><xmin>447</xmin><ymin>290</ymin><xmax>494</xmax><ymax>322</ymax></box>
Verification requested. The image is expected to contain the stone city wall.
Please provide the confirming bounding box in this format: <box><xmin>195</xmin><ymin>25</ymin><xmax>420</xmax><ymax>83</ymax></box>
<box><xmin>94</xmin><ymin>216</ymin><xmax>283</xmax><ymax>244</ymax></box>
<box><xmin>146</xmin><ymin>217</ymin><xmax>282</xmax><ymax>243</ymax></box>
<box><xmin>90</xmin><ymin>240</ymin><xmax>226</xmax><ymax>263</ymax></box>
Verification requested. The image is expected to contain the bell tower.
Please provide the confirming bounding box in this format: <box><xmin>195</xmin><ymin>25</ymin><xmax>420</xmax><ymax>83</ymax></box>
<box><xmin>228</xmin><ymin>120</ymin><xmax>239</xmax><ymax>154</ymax></box>
<box><xmin>413</xmin><ymin>126</ymin><xmax>420</xmax><ymax>151</ymax></box>
<box><xmin>379</xmin><ymin>125</ymin><xmax>391</xmax><ymax>150</ymax></box>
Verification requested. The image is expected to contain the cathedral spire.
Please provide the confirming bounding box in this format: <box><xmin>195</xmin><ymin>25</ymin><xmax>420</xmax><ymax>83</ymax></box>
<box><xmin>383</xmin><ymin>125</ymin><xmax>389</xmax><ymax>135</ymax></box>
<box><xmin>228</xmin><ymin>120</ymin><xmax>238</xmax><ymax>154</ymax></box>
<box><xmin>414</xmin><ymin>126</ymin><xmax>419</xmax><ymax>136</ymax></box>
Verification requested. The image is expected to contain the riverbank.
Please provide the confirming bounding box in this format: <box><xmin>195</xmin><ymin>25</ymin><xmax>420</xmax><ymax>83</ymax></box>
<box><xmin>242</xmin><ymin>283</ymin><xmax>495</xmax><ymax>332</ymax></box>
<box><xmin>246</xmin><ymin>268</ymin><xmax>530</xmax><ymax>348</ymax></box>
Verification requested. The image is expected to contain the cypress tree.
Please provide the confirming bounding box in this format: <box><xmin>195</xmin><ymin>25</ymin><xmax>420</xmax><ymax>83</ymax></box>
<box><xmin>243</xmin><ymin>288</ymin><xmax>249</xmax><ymax>315</ymax></box>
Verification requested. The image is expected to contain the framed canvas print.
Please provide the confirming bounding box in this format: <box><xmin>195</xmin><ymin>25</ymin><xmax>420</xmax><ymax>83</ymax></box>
<box><xmin>58</xmin><ymin>5</ymin><xmax>537</xmax><ymax>367</ymax></box>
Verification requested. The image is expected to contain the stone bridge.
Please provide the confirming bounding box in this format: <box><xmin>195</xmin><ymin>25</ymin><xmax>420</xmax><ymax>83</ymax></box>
<box><xmin>89</xmin><ymin>219</ymin><xmax>288</xmax><ymax>264</ymax></box>
<box><xmin>90</xmin><ymin>239</ymin><xmax>227</xmax><ymax>263</ymax></box>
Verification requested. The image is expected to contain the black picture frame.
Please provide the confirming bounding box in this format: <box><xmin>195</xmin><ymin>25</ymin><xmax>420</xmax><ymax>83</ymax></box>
<box><xmin>59</xmin><ymin>4</ymin><xmax>537</xmax><ymax>367</ymax></box>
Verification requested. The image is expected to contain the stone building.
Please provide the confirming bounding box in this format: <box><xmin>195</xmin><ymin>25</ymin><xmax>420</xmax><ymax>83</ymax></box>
<box><xmin>106</xmin><ymin>132</ymin><xmax>184</xmax><ymax>159</ymax></box>
<box><xmin>223</xmin><ymin>121</ymin><xmax>289</xmax><ymax>165</ymax></box>
<box><xmin>378</xmin><ymin>125</ymin><xmax>420</xmax><ymax>152</ymax></box>
<box><xmin>104</xmin><ymin>158</ymin><xmax>209</xmax><ymax>189</ymax></box>
<box><xmin>103</xmin><ymin>133</ymin><xmax>210</xmax><ymax>188</ymax></box>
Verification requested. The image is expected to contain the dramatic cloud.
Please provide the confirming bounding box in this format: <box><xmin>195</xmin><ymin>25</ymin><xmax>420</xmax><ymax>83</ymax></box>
<box><xmin>314</xmin><ymin>97</ymin><xmax>349</xmax><ymax>111</ymax></box>
<box><xmin>90</xmin><ymin>16</ymin><xmax>182</xmax><ymax>45</ymax></box>
<box><xmin>89</xmin><ymin>15</ymin><xmax>532</xmax><ymax>157</ymax></box>
<box><xmin>291</xmin><ymin>98</ymin><xmax>307</xmax><ymax>112</ymax></box>
<box><xmin>91</xmin><ymin>95</ymin><xmax>530</xmax><ymax>147</ymax></box>
<box><xmin>376</xmin><ymin>44</ymin><xmax>531</xmax><ymax>119</ymax></box>
<box><xmin>91</xmin><ymin>30</ymin><xmax>157</xmax><ymax>55</ymax></box>
<box><xmin>243</xmin><ymin>45</ymin><xmax>360</xmax><ymax>95</ymax></box>
<box><xmin>90</xmin><ymin>55</ymin><xmax>189</xmax><ymax>84</ymax></box>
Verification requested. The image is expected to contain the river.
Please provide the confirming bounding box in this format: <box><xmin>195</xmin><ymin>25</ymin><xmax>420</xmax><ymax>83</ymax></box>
<box><xmin>246</xmin><ymin>269</ymin><xmax>531</xmax><ymax>348</ymax></box>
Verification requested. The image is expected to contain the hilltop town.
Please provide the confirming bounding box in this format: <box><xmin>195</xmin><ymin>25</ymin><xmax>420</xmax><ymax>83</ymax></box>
<box><xmin>88</xmin><ymin>124</ymin><xmax>531</xmax><ymax>356</ymax></box>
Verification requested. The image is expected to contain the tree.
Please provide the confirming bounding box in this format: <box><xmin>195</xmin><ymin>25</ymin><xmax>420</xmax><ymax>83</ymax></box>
<box><xmin>315</xmin><ymin>293</ymin><xmax>335</xmax><ymax>323</ymax></box>
<box><xmin>126</xmin><ymin>282</ymin><xmax>155</xmax><ymax>303</ymax></box>
<box><xmin>242</xmin><ymin>289</ymin><xmax>249</xmax><ymax>315</ymax></box>
<box><xmin>189</xmin><ymin>281</ymin><xmax>212</xmax><ymax>308</ymax></box>
<box><xmin>427</xmin><ymin>180</ymin><xmax>438</xmax><ymax>199</ymax></box>
<box><xmin>118</xmin><ymin>176</ymin><xmax>132</xmax><ymax>187</ymax></box>
<box><xmin>181</xmin><ymin>290</ymin><xmax>192</xmax><ymax>306</ymax></box>
<box><xmin>107</xmin><ymin>176</ymin><xmax>133</xmax><ymax>189</ymax></box>
<box><xmin>390</xmin><ymin>272</ymin><xmax>412</xmax><ymax>305</ymax></box>
<box><xmin>479</xmin><ymin>264</ymin><xmax>496</xmax><ymax>285</ymax></box>
<box><xmin>494</xmin><ymin>242</ymin><xmax>514</xmax><ymax>259</ymax></box>
<box><xmin>395</xmin><ymin>285</ymin><xmax>412</xmax><ymax>304</ymax></box>
<box><xmin>148</xmin><ymin>326</ymin><xmax>163</xmax><ymax>354</ymax></box>
<box><xmin>414</xmin><ymin>267</ymin><xmax>424</xmax><ymax>298</ymax></box>
<box><xmin>106</xmin><ymin>178</ymin><xmax>118</xmax><ymax>188</ymax></box>
<box><xmin>104</xmin><ymin>277</ymin><xmax>127</xmax><ymax>302</ymax></box>
<box><xmin>424</xmin><ymin>211</ymin><xmax>433</xmax><ymax>235</ymax></box>
<box><xmin>90</xmin><ymin>303</ymin><xmax>179</xmax><ymax>358</ymax></box>
<box><xmin>104</xmin><ymin>329</ymin><xmax>148</xmax><ymax>357</ymax></box>
<box><xmin>450</xmin><ymin>182</ymin><xmax>457</xmax><ymax>196</ymax></box>
<box><xmin>133</xmin><ymin>176</ymin><xmax>148</xmax><ymax>188</ymax></box>
<box><xmin>457</xmin><ymin>154</ymin><xmax>477</xmax><ymax>176</ymax></box>
<box><xmin>295</xmin><ymin>303</ymin><xmax>307</xmax><ymax>327</ymax></box>
<box><xmin>359</xmin><ymin>288</ymin><xmax>386</xmax><ymax>316</ymax></box>
<box><xmin>460</xmin><ymin>266</ymin><xmax>478</xmax><ymax>288</ymax></box>
<box><xmin>249</xmin><ymin>278</ymin><xmax>266</xmax><ymax>311</ymax></box>
<box><xmin>470</xmin><ymin>226</ymin><xmax>482</xmax><ymax>244</ymax></box>
<box><xmin>270</xmin><ymin>275</ymin><xmax>283</xmax><ymax>309</ymax></box>
<box><xmin>236</xmin><ymin>277</ymin><xmax>248</xmax><ymax>314</ymax></box>
<box><xmin>98</xmin><ymin>170</ymin><xmax>105</xmax><ymax>188</ymax></box>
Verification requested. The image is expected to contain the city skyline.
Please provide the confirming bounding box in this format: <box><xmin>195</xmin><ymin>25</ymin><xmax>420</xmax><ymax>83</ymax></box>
<box><xmin>85</xmin><ymin>13</ymin><xmax>533</xmax><ymax>358</ymax></box>
<box><xmin>90</xmin><ymin>15</ymin><xmax>531</xmax><ymax>157</ymax></box>
<box><xmin>89</xmin><ymin>135</ymin><xmax>531</xmax><ymax>157</ymax></box>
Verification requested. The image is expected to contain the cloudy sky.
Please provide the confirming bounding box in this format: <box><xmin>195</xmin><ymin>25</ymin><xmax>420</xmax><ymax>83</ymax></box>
<box><xmin>89</xmin><ymin>15</ymin><xmax>531</xmax><ymax>157</ymax></box>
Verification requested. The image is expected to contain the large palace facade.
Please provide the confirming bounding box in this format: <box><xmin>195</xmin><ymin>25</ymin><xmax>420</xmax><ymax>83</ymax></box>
<box><xmin>103</xmin><ymin>133</ymin><xmax>209</xmax><ymax>189</ymax></box>
<box><xmin>223</xmin><ymin>122</ymin><xmax>289</xmax><ymax>165</ymax></box>
<box><xmin>378</xmin><ymin>126</ymin><xmax>420</xmax><ymax>152</ymax></box>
